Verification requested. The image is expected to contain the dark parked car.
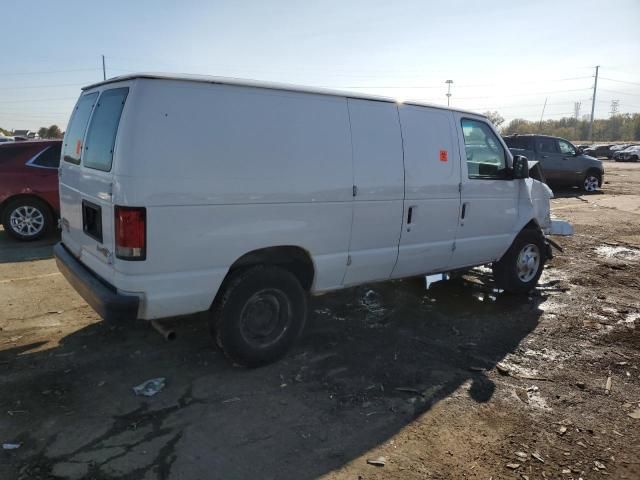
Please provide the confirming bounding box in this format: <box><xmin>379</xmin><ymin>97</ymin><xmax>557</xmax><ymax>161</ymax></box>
<box><xmin>0</xmin><ymin>140</ymin><xmax>61</xmax><ymax>240</ymax></box>
<box><xmin>503</xmin><ymin>134</ymin><xmax>604</xmax><ymax>192</ymax></box>
<box><xmin>583</xmin><ymin>144</ymin><xmax>614</xmax><ymax>158</ymax></box>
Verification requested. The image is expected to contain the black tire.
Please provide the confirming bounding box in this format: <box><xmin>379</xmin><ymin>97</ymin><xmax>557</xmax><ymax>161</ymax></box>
<box><xmin>582</xmin><ymin>170</ymin><xmax>601</xmax><ymax>193</ymax></box>
<box><xmin>492</xmin><ymin>229</ymin><xmax>547</xmax><ymax>294</ymax></box>
<box><xmin>1</xmin><ymin>197</ymin><xmax>53</xmax><ymax>241</ymax></box>
<box><xmin>210</xmin><ymin>265</ymin><xmax>307</xmax><ymax>367</ymax></box>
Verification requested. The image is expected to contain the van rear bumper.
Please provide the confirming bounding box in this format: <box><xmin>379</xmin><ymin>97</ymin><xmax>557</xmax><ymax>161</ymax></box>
<box><xmin>54</xmin><ymin>242</ymin><xmax>139</xmax><ymax>322</ymax></box>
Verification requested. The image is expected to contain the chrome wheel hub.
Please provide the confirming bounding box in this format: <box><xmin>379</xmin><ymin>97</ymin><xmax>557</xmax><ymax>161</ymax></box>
<box><xmin>9</xmin><ymin>206</ymin><xmax>44</xmax><ymax>237</ymax></box>
<box><xmin>516</xmin><ymin>243</ymin><xmax>540</xmax><ymax>283</ymax></box>
<box><xmin>584</xmin><ymin>175</ymin><xmax>599</xmax><ymax>192</ymax></box>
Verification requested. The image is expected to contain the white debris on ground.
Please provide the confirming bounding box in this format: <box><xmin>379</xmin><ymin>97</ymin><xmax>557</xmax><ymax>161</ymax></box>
<box><xmin>359</xmin><ymin>290</ymin><xmax>387</xmax><ymax>324</ymax></box>
<box><xmin>594</xmin><ymin>245</ymin><xmax>640</xmax><ymax>260</ymax></box>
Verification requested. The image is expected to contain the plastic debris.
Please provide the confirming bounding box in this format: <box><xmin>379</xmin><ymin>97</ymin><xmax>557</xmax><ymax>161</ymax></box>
<box><xmin>2</xmin><ymin>443</ymin><xmax>21</xmax><ymax>450</ymax></box>
<box><xmin>531</xmin><ymin>452</ymin><xmax>545</xmax><ymax>463</ymax></box>
<box><xmin>605</xmin><ymin>376</ymin><xmax>612</xmax><ymax>395</ymax></box>
<box><xmin>367</xmin><ymin>456</ymin><xmax>386</xmax><ymax>467</ymax></box>
<box><xmin>628</xmin><ymin>409</ymin><xmax>640</xmax><ymax>419</ymax></box>
<box><xmin>515</xmin><ymin>451</ymin><xmax>528</xmax><ymax>460</ymax></box>
<box><xmin>132</xmin><ymin>378</ymin><xmax>166</xmax><ymax>397</ymax></box>
<box><xmin>505</xmin><ymin>463</ymin><xmax>520</xmax><ymax>470</ymax></box>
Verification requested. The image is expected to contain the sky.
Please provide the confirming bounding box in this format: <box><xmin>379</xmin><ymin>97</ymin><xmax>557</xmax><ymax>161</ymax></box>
<box><xmin>1</xmin><ymin>0</ymin><xmax>639</xmax><ymax>132</ymax></box>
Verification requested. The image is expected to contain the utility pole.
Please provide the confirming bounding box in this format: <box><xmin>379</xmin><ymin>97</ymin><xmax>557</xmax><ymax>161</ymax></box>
<box><xmin>102</xmin><ymin>55</ymin><xmax>106</xmax><ymax>81</ymax></box>
<box><xmin>574</xmin><ymin>101</ymin><xmax>582</xmax><ymax>138</ymax></box>
<box><xmin>445</xmin><ymin>80</ymin><xmax>453</xmax><ymax>107</ymax></box>
<box><xmin>588</xmin><ymin>65</ymin><xmax>599</xmax><ymax>141</ymax></box>
<box><xmin>538</xmin><ymin>97</ymin><xmax>548</xmax><ymax>131</ymax></box>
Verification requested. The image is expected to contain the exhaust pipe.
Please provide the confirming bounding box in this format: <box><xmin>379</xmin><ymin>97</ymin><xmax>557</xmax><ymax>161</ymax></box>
<box><xmin>150</xmin><ymin>320</ymin><xmax>176</xmax><ymax>341</ymax></box>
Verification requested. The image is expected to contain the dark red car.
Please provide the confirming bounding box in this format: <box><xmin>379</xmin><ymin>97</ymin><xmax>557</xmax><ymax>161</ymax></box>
<box><xmin>0</xmin><ymin>140</ymin><xmax>61</xmax><ymax>240</ymax></box>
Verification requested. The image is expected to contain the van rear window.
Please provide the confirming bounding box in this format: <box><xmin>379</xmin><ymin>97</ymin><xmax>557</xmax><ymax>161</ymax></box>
<box><xmin>83</xmin><ymin>88</ymin><xmax>129</xmax><ymax>172</ymax></box>
<box><xmin>62</xmin><ymin>93</ymin><xmax>98</xmax><ymax>164</ymax></box>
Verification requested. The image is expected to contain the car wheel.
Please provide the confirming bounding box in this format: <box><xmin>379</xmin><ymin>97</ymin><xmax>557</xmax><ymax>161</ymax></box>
<box><xmin>210</xmin><ymin>265</ymin><xmax>307</xmax><ymax>367</ymax></box>
<box><xmin>582</xmin><ymin>172</ymin><xmax>601</xmax><ymax>193</ymax></box>
<box><xmin>1</xmin><ymin>197</ymin><xmax>53</xmax><ymax>241</ymax></box>
<box><xmin>492</xmin><ymin>229</ymin><xmax>547</xmax><ymax>294</ymax></box>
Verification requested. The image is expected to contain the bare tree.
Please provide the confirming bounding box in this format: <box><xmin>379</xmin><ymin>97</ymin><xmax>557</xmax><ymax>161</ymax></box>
<box><xmin>484</xmin><ymin>111</ymin><xmax>505</xmax><ymax>130</ymax></box>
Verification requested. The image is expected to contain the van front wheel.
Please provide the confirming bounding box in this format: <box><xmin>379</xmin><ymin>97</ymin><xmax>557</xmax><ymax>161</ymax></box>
<box><xmin>492</xmin><ymin>229</ymin><xmax>547</xmax><ymax>294</ymax></box>
<box><xmin>210</xmin><ymin>265</ymin><xmax>307</xmax><ymax>367</ymax></box>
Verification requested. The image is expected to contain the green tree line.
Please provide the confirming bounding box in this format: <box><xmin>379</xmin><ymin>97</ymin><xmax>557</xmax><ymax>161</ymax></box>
<box><xmin>0</xmin><ymin>125</ymin><xmax>63</xmax><ymax>139</ymax></box>
<box><xmin>38</xmin><ymin>125</ymin><xmax>63</xmax><ymax>139</ymax></box>
<box><xmin>499</xmin><ymin>113</ymin><xmax>640</xmax><ymax>142</ymax></box>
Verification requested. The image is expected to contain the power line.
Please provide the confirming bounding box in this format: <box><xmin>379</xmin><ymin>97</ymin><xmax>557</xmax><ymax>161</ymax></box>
<box><xmin>447</xmin><ymin>88</ymin><xmax>593</xmax><ymax>100</ymax></box>
<box><xmin>0</xmin><ymin>97</ymin><xmax>77</xmax><ymax>104</ymax></box>
<box><xmin>1</xmin><ymin>67</ymin><xmax>99</xmax><ymax>76</ymax></box>
<box><xmin>600</xmin><ymin>77</ymin><xmax>640</xmax><ymax>87</ymax></box>
<box><xmin>0</xmin><ymin>83</ymin><xmax>88</xmax><ymax>90</ymax></box>
<box><xmin>599</xmin><ymin>88</ymin><xmax>640</xmax><ymax>97</ymax></box>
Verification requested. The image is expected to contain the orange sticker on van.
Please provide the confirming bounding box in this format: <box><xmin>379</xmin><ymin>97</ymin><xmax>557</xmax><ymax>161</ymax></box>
<box><xmin>76</xmin><ymin>140</ymin><xmax>82</xmax><ymax>155</ymax></box>
<box><xmin>439</xmin><ymin>149</ymin><xmax>448</xmax><ymax>162</ymax></box>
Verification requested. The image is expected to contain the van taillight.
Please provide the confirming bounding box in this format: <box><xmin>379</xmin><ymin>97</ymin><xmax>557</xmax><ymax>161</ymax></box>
<box><xmin>115</xmin><ymin>206</ymin><xmax>146</xmax><ymax>260</ymax></box>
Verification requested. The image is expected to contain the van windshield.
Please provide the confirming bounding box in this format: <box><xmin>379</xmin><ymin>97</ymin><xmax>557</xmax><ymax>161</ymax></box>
<box><xmin>83</xmin><ymin>87</ymin><xmax>129</xmax><ymax>172</ymax></box>
<box><xmin>62</xmin><ymin>93</ymin><xmax>98</xmax><ymax>164</ymax></box>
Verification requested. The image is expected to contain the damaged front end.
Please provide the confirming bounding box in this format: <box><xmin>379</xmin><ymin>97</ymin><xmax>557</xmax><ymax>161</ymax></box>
<box><xmin>523</xmin><ymin>161</ymin><xmax>573</xmax><ymax>256</ymax></box>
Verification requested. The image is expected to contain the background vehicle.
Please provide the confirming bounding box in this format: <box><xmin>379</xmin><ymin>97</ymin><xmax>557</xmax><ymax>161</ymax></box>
<box><xmin>55</xmin><ymin>74</ymin><xmax>570</xmax><ymax>367</ymax></box>
<box><xmin>503</xmin><ymin>134</ymin><xmax>604</xmax><ymax>192</ymax></box>
<box><xmin>0</xmin><ymin>140</ymin><xmax>61</xmax><ymax>240</ymax></box>
<box><xmin>0</xmin><ymin>136</ymin><xmax>15</xmax><ymax>143</ymax></box>
<box><xmin>583</xmin><ymin>144</ymin><xmax>613</xmax><ymax>158</ymax></box>
<box><xmin>616</xmin><ymin>145</ymin><xmax>640</xmax><ymax>162</ymax></box>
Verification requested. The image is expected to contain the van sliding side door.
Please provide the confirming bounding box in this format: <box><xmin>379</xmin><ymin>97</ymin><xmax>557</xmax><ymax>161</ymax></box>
<box><xmin>391</xmin><ymin>106</ymin><xmax>461</xmax><ymax>278</ymax></box>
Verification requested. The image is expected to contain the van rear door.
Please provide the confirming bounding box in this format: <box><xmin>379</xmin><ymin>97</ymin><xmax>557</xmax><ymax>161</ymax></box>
<box><xmin>59</xmin><ymin>87</ymin><xmax>129</xmax><ymax>274</ymax></box>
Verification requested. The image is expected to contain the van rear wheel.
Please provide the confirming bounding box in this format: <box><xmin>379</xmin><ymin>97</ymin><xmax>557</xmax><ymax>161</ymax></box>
<box><xmin>210</xmin><ymin>265</ymin><xmax>307</xmax><ymax>367</ymax></box>
<box><xmin>492</xmin><ymin>229</ymin><xmax>547</xmax><ymax>294</ymax></box>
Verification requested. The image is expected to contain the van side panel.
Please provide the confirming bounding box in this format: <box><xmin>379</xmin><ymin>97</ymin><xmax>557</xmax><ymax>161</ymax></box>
<box><xmin>342</xmin><ymin>99</ymin><xmax>404</xmax><ymax>285</ymax></box>
<box><xmin>112</xmin><ymin>80</ymin><xmax>353</xmax><ymax>318</ymax></box>
<box><xmin>392</xmin><ymin>106</ymin><xmax>461</xmax><ymax>277</ymax></box>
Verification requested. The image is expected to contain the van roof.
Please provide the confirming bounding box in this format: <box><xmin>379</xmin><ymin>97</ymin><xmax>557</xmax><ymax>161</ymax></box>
<box><xmin>82</xmin><ymin>72</ymin><xmax>485</xmax><ymax>118</ymax></box>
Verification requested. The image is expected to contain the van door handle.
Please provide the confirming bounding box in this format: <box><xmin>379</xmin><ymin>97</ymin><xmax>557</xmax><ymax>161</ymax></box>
<box><xmin>541</xmin><ymin>155</ymin><xmax>549</xmax><ymax>158</ymax></box>
<box><xmin>461</xmin><ymin>202</ymin><xmax>469</xmax><ymax>219</ymax></box>
<box><xmin>407</xmin><ymin>206</ymin><xmax>414</xmax><ymax>224</ymax></box>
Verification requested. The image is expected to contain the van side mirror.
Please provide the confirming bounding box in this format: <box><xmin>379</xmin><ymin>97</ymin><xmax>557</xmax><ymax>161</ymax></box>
<box><xmin>512</xmin><ymin>155</ymin><xmax>529</xmax><ymax>179</ymax></box>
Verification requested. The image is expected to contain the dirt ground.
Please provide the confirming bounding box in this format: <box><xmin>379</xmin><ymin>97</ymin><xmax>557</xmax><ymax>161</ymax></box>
<box><xmin>1</xmin><ymin>162</ymin><xmax>639</xmax><ymax>480</ymax></box>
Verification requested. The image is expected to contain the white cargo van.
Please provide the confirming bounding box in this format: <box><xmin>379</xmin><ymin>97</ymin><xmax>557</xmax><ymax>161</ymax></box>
<box><xmin>55</xmin><ymin>73</ymin><xmax>571</xmax><ymax>366</ymax></box>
